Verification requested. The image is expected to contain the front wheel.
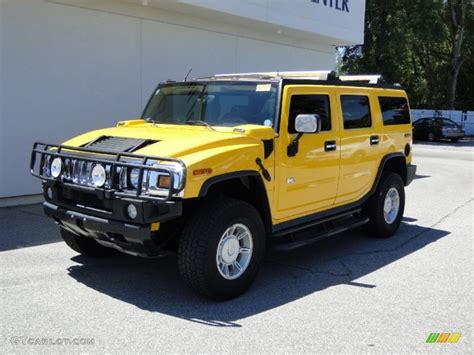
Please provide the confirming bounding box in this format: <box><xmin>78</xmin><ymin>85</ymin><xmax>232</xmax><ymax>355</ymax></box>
<box><xmin>365</xmin><ymin>173</ymin><xmax>405</xmax><ymax>238</ymax></box>
<box><xmin>450</xmin><ymin>137</ymin><xmax>460</xmax><ymax>143</ymax></box>
<box><xmin>178</xmin><ymin>198</ymin><xmax>265</xmax><ymax>299</ymax></box>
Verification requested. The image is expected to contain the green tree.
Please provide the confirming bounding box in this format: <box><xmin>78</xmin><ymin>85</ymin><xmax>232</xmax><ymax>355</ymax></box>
<box><xmin>446</xmin><ymin>0</ymin><xmax>468</xmax><ymax>109</ymax></box>
<box><xmin>339</xmin><ymin>0</ymin><xmax>473</xmax><ymax>110</ymax></box>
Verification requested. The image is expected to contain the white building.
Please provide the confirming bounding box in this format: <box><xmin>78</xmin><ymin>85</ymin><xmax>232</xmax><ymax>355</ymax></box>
<box><xmin>0</xmin><ymin>0</ymin><xmax>366</xmax><ymax>206</ymax></box>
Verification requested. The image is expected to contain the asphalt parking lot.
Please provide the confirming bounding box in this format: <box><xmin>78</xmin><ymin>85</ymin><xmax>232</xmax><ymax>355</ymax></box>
<box><xmin>1</xmin><ymin>140</ymin><xmax>472</xmax><ymax>353</ymax></box>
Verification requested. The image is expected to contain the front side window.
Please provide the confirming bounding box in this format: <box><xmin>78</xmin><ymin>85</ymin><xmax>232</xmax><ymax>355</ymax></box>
<box><xmin>413</xmin><ymin>119</ymin><xmax>424</xmax><ymax>127</ymax></box>
<box><xmin>379</xmin><ymin>96</ymin><xmax>411</xmax><ymax>125</ymax></box>
<box><xmin>143</xmin><ymin>81</ymin><xmax>278</xmax><ymax>127</ymax></box>
<box><xmin>341</xmin><ymin>95</ymin><xmax>371</xmax><ymax>129</ymax></box>
<box><xmin>434</xmin><ymin>118</ymin><xmax>457</xmax><ymax>126</ymax></box>
<box><xmin>288</xmin><ymin>95</ymin><xmax>331</xmax><ymax>133</ymax></box>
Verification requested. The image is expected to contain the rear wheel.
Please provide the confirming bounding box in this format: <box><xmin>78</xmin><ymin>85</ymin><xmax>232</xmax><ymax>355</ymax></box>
<box><xmin>178</xmin><ymin>198</ymin><xmax>265</xmax><ymax>299</ymax></box>
<box><xmin>451</xmin><ymin>137</ymin><xmax>460</xmax><ymax>143</ymax></box>
<box><xmin>365</xmin><ymin>173</ymin><xmax>405</xmax><ymax>238</ymax></box>
<box><xmin>60</xmin><ymin>228</ymin><xmax>116</xmax><ymax>257</ymax></box>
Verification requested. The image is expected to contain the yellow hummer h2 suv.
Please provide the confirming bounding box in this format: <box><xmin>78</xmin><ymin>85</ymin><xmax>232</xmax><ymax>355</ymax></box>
<box><xmin>31</xmin><ymin>71</ymin><xmax>416</xmax><ymax>299</ymax></box>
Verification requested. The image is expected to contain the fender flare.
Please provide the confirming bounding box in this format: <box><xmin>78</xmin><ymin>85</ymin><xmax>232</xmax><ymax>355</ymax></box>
<box><xmin>198</xmin><ymin>170</ymin><xmax>272</xmax><ymax>232</ymax></box>
<box><xmin>198</xmin><ymin>170</ymin><xmax>262</xmax><ymax>197</ymax></box>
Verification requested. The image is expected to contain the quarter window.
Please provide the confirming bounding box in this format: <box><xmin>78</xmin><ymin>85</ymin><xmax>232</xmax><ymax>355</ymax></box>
<box><xmin>289</xmin><ymin>95</ymin><xmax>331</xmax><ymax>133</ymax></box>
<box><xmin>341</xmin><ymin>95</ymin><xmax>371</xmax><ymax>129</ymax></box>
<box><xmin>379</xmin><ymin>97</ymin><xmax>411</xmax><ymax>125</ymax></box>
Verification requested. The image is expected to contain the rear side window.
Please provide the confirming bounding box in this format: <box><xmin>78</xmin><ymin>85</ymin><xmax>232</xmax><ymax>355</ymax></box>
<box><xmin>379</xmin><ymin>97</ymin><xmax>411</xmax><ymax>125</ymax></box>
<box><xmin>341</xmin><ymin>95</ymin><xmax>371</xmax><ymax>129</ymax></box>
<box><xmin>289</xmin><ymin>95</ymin><xmax>331</xmax><ymax>133</ymax></box>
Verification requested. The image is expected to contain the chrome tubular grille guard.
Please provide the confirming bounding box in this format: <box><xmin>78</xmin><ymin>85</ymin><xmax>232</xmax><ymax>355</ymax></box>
<box><xmin>30</xmin><ymin>142</ymin><xmax>186</xmax><ymax>201</ymax></box>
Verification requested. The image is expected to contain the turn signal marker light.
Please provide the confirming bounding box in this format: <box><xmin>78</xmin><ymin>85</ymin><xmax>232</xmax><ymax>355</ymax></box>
<box><xmin>193</xmin><ymin>168</ymin><xmax>213</xmax><ymax>176</ymax></box>
<box><xmin>158</xmin><ymin>175</ymin><xmax>171</xmax><ymax>188</ymax></box>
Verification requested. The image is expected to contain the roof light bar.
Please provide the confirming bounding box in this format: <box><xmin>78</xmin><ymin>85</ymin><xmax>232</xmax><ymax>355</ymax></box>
<box><xmin>339</xmin><ymin>75</ymin><xmax>382</xmax><ymax>84</ymax></box>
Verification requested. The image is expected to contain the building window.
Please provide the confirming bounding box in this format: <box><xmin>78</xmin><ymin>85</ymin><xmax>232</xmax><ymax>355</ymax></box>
<box><xmin>379</xmin><ymin>97</ymin><xmax>411</xmax><ymax>125</ymax></box>
<box><xmin>289</xmin><ymin>95</ymin><xmax>331</xmax><ymax>133</ymax></box>
<box><xmin>341</xmin><ymin>95</ymin><xmax>372</xmax><ymax>129</ymax></box>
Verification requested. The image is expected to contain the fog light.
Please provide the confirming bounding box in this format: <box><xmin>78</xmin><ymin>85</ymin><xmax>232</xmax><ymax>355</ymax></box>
<box><xmin>46</xmin><ymin>187</ymin><xmax>53</xmax><ymax>200</ymax></box>
<box><xmin>91</xmin><ymin>164</ymin><xmax>106</xmax><ymax>187</ymax></box>
<box><xmin>127</xmin><ymin>204</ymin><xmax>138</xmax><ymax>219</ymax></box>
<box><xmin>51</xmin><ymin>158</ymin><xmax>62</xmax><ymax>178</ymax></box>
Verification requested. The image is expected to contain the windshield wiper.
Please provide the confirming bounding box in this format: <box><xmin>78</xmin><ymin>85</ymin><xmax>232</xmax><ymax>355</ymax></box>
<box><xmin>184</xmin><ymin>120</ymin><xmax>215</xmax><ymax>131</ymax></box>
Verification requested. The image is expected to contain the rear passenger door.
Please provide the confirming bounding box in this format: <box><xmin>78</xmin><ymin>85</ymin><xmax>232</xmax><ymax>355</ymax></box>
<box><xmin>335</xmin><ymin>90</ymin><xmax>382</xmax><ymax>204</ymax></box>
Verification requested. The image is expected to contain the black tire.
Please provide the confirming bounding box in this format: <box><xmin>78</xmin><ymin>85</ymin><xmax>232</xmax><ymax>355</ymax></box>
<box><xmin>178</xmin><ymin>198</ymin><xmax>265</xmax><ymax>300</ymax></box>
<box><xmin>450</xmin><ymin>137</ymin><xmax>460</xmax><ymax>143</ymax></box>
<box><xmin>60</xmin><ymin>228</ymin><xmax>116</xmax><ymax>257</ymax></box>
<box><xmin>365</xmin><ymin>172</ymin><xmax>405</xmax><ymax>238</ymax></box>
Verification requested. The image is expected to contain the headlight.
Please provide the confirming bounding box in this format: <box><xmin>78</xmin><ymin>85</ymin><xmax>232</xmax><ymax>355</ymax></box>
<box><xmin>122</xmin><ymin>162</ymin><xmax>185</xmax><ymax>197</ymax></box>
<box><xmin>51</xmin><ymin>158</ymin><xmax>62</xmax><ymax>178</ymax></box>
<box><xmin>129</xmin><ymin>168</ymin><xmax>140</xmax><ymax>188</ymax></box>
<box><xmin>91</xmin><ymin>164</ymin><xmax>106</xmax><ymax>187</ymax></box>
<box><xmin>148</xmin><ymin>163</ymin><xmax>184</xmax><ymax>196</ymax></box>
<box><xmin>42</xmin><ymin>155</ymin><xmax>52</xmax><ymax>176</ymax></box>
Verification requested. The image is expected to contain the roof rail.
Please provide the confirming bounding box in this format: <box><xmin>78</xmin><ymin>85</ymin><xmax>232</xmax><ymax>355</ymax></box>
<box><xmin>205</xmin><ymin>71</ymin><xmax>387</xmax><ymax>85</ymax></box>
<box><xmin>339</xmin><ymin>75</ymin><xmax>382</xmax><ymax>84</ymax></box>
<box><xmin>213</xmin><ymin>71</ymin><xmax>335</xmax><ymax>80</ymax></box>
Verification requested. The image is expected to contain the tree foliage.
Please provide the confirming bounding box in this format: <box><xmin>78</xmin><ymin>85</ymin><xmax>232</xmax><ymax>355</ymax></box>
<box><xmin>339</xmin><ymin>0</ymin><xmax>473</xmax><ymax>110</ymax></box>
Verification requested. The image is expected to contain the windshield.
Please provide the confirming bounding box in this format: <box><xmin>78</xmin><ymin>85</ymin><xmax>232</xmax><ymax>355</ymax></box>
<box><xmin>143</xmin><ymin>81</ymin><xmax>278</xmax><ymax>127</ymax></box>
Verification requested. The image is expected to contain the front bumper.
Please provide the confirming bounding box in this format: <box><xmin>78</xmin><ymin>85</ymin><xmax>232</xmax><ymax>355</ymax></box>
<box><xmin>406</xmin><ymin>164</ymin><xmax>417</xmax><ymax>186</ymax></box>
<box><xmin>441</xmin><ymin>132</ymin><xmax>464</xmax><ymax>138</ymax></box>
<box><xmin>31</xmin><ymin>141</ymin><xmax>186</xmax><ymax>256</ymax></box>
<box><xmin>43</xmin><ymin>183</ymin><xmax>182</xmax><ymax>256</ymax></box>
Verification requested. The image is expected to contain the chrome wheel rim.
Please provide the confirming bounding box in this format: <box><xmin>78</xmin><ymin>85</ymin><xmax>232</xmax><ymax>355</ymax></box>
<box><xmin>383</xmin><ymin>187</ymin><xmax>400</xmax><ymax>224</ymax></box>
<box><xmin>216</xmin><ymin>223</ymin><xmax>253</xmax><ymax>280</ymax></box>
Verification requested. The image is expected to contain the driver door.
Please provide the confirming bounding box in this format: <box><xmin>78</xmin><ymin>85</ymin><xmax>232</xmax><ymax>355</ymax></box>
<box><xmin>273</xmin><ymin>86</ymin><xmax>341</xmax><ymax>222</ymax></box>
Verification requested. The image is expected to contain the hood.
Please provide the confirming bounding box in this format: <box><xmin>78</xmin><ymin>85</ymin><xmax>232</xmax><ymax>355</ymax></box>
<box><xmin>63</xmin><ymin>120</ymin><xmax>276</xmax><ymax>160</ymax></box>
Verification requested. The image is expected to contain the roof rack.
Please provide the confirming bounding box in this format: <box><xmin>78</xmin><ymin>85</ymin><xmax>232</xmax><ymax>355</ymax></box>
<box><xmin>213</xmin><ymin>70</ymin><xmax>334</xmax><ymax>80</ymax></box>
<box><xmin>210</xmin><ymin>71</ymin><xmax>384</xmax><ymax>84</ymax></box>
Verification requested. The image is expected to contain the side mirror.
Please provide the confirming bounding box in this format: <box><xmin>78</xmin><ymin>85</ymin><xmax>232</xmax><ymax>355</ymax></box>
<box><xmin>295</xmin><ymin>114</ymin><xmax>321</xmax><ymax>134</ymax></box>
<box><xmin>288</xmin><ymin>114</ymin><xmax>321</xmax><ymax>157</ymax></box>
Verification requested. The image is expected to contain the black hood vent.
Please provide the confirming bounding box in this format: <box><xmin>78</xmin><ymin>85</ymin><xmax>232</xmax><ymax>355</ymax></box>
<box><xmin>83</xmin><ymin>136</ymin><xmax>159</xmax><ymax>153</ymax></box>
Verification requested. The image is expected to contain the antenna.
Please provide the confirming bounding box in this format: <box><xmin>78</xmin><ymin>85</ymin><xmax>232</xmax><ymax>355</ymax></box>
<box><xmin>184</xmin><ymin>68</ymin><xmax>193</xmax><ymax>82</ymax></box>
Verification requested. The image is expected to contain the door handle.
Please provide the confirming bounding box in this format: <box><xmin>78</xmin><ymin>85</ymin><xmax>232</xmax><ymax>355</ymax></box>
<box><xmin>324</xmin><ymin>140</ymin><xmax>337</xmax><ymax>152</ymax></box>
<box><xmin>370</xmin><ymin>135</ymin><xmax>379</xmax><ymax>145</ymax></box>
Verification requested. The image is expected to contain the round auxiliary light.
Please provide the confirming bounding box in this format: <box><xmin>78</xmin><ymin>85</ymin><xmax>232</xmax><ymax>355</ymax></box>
<box><xmin>51</xmin><ymin>158</ymin><xmax>62</xmax><ymax>178</ymax></box>
<box><xmin>91</xmin><ymin>164</ymin><xmax>107</xmax><ymax>187</ymax></box>
<box><xmin>127</xmin><ymin>204</ymin><xmax>138</xmax><ymax>220</ymax></box>
<box><xmin>46</xmin><ymin>187</ymin><xmax>53</xmax><ymax>200</ymax></box>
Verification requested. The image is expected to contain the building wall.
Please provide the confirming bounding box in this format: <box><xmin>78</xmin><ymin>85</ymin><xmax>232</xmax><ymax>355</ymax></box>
<box><xmin>0</xmin><ymin>1</ymin><xmax>4</xmax><ymax>193</ymax></box>
<box><xmin>0</xmin><ymin>0</ymin><xmax>359</xmax><ymax>202</ymax></box>
<box><xmin>178</xmin><ymin>0</ymin><xmax>365</xmax><ymax>44</ymax></box>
